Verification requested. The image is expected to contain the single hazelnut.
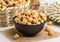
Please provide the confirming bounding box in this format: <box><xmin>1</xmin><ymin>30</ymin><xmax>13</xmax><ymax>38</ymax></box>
<box><xmin>36</xmin><ymin>21</ymin><xmax>41</xmax><ymax>24</ymax></box>
<box><xmin>48</xmin><ymin>30</ymin><xmax>54</xmax><ymax>36</ymax></box>
<box><xmin>32</xmin><ymin>19</ymin><xmax>37</xmax><ymax>24</ymax></box>
<box><xmin>27</xmin><ymin>22</ymin><xmax>31</xmax><ymax>25</ymax></box>
<box><xmin>22</xmin><ymin>15</ymin><xmax>26</xmax><ymax>18</ymax></box>
<box><xmin>14</xmin><ymin>18</ymin><xmax>20</xmax><ymax>23</ymax></box>
<box><xmin>40</xmin><ymin>19</ymin><xmax>44</xmax><ymax>23</ymax></box>
<box><xmin>27</xmin><ymin>17</ymin><xmax>33</xmax><ymax>22</ymax></box>
<box><xmin>21</xmin><ymin>18</ymin><xmax>27</xmax><ymax>25</ymax></box>
<box><xmin>13</xmin><ymin>34</ymin><xmax>20</xmax><ymax>39</ymax></box>
<box><xmin>47</xmin><ymin>21</ymin><xmax>53</xmax><ymax>25</ymax></box>
<box><xmin>45</xmin><ymin>25</ymin><xmax>51</xmax><ymax>31</ymax></box>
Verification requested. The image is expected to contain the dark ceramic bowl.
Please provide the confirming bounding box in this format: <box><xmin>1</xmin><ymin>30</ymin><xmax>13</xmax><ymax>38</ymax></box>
<box><xmin>13</xmin><ymin>16</ymin><xmax>46</xmax><ymax>36</ymax></box>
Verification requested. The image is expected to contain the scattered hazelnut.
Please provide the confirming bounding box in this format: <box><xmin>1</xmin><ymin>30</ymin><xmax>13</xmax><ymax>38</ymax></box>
<box><xmin>48</xmin><ymin>30</ymin><xmax>54</xmax><ymax>36</ymax></box>
<box><xmin>45</xmin><ymin>25</ymin><xmax>51</xmax><ymax>31</ymax></box>
<box><xmin>13</xmin><ymin>34</ymin><xmax>20</xmax><ymax>39</ymax></box>
<box><xmin>45</xmin><ymin>25</ymin><xmax>55</xmax><ymax>36</ymax></box>
<box><xmin>47</xmin><ymin>21</ymin><xmax>53</xmax><ymax>25</ymax></box>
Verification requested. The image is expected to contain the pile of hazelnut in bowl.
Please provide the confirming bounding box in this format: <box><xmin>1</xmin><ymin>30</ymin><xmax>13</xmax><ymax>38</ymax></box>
<box><xmin>13</xmin><ymin>10</ymin><xmax>47</xmax><ymax>36</ymax></box>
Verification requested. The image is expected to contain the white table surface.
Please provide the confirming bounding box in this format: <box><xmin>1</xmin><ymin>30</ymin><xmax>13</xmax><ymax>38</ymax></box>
<box><xmin>0</xmin><ymin>25</ymin><xmax>60</xmax><ymax>42</ymax></box>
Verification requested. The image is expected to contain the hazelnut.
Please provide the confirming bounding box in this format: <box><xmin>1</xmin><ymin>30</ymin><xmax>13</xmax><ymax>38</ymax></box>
<box><xmin>48</xmin><ymin>30</ymin><xmax>54</xmax><ymax>36</ymax></box>
<box><xmin>36</xmin><ymin>21</ymin><xmax>41</xmax><ymax>24</ymax></box>
<box><xmin>17</xmin><ymin>14</ymin><xmax>21</xmax><ymax>19</ymax></box>
<box><xmin>45</xmin><ymin>25</ymin><xmax>55</xmax><ymax>36</ymax></box>
<box><xmin>38</xmin><ymin>18</ymin><xmax>41</xmax><ymax>21</ymax></box>
<box><xmin>32</xmin><ymin>19</ymin><xmax>37</xmax><ymax>24</ymax></box>
<box><xmin>2</xmin><ymin>1</ymin><xmax>7</xmax><ymax>6</ymax></box>
<box><xmin>40</xmin><ymin>19</ymin><xmax>44</xmax><ymax>23</ymax></box>
<box><xmin>26</xmin><ymin>16</ymin><xmax>29</xmax><ymax>18</ymax></box>
<box><xmin>39</xmin><ymin>13</ymin><xmax>47</xmax><ymax>21</ymax></box>
<box><xmin>15</xmin><ymin>1</ymin><xmax>20</xmax><ymax>6</ymax></box>
<box><xmin>22</xmin><ymin>15</ymin><xmax>26</xmax><ymax>18</ymax></box>
<box><xmin>22</xmin><ymin>0</ymin><xmax>26</xmax><ymax>5</ymax></box>
<box><xmin>27</xmin><ymin>17</ymin><xmax>33</xmax><ymax>22</ymax></box>
<box><xmin>32</xmin><ymin>14</ymin><xmax>38</xmax><ymax>18</ymax></box>
<box><xmin>19</xmin><ymin>21</ymin><xmax>22</xmax><ymax>24</ymax></box>
<box><xmin>22</xmin><ymin>18</ymin><xmax>27</xmax><ymax>25</ymax></box>
<box><xmin>32</xmin><ymin>12</ymin><xmax>38</xmax><ymax>18</ymax></box>
<box><xmin>42</xmin><ymin>16</ymin><xmax>47</xmax><ymax>21</ymax></box>
<box><xmin>2</xmin><ymin>6</ymin><xmax>6</xmax><ymax>8</ymax></box>
<box><xmin>47</xmin><ymin>21</ymin><xmax>53</xmax><ymax>25</ymax></box>
<box><xmin>13</xmin><ymin>34</ymin><xmax>20</xmax><ymax>39</ymax></box>
<box><xmin>45</xmin><ymin>25</ymin><xmax>51</xmax><ymax>31</ymax></box>
<box><xmin>24</xmin><ymin>10</ymin><xmax>31</xmax><ymax>15</ymax></box>
<box><xmin>27</xmin><ymin>22</ymin><xmax>31</xmax><ymax>25</ymax></box>
<box><xmin>14</xmin><ymin>18</ymin><xmax>20</xmax><ymax>23</ymax></box>
<box><xmin>39</xmin><ymin>13</ymin><xmax>46</xmax><ymax>17</ymax></box>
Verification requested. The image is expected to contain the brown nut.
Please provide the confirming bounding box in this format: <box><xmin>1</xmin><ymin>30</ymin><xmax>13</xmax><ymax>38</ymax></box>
<box><xmin>13</xmin><ymin>34</ymin><xmax>20</xmax><ymax>39</ymax></box>
<box><xmin>36</xmin><ymin>21</ymin><xmax>41</xmax><ymax>24</ymax></box>
<box><xmin>39</xmin><ymin>13</ymin><xmax>47</xmax><ymax>21</ymax></box>
<box><xmin>22</xmin><ymin>15</ymin><xmax>26</xmax><ymax>18</ymax></box>
<box><xmin>14</xmin><ymin>1</ymin><xmax>20</xmax><ymax>6</ymax></box>
<box><xmin>32</xmin><ymin>11</ymin><xmax>38</xmax><ymax>18</ymax></box>
<box><xmin>19</xmin><ymin>21</ymin><xmax>22</xmax><ymax>24</ymax></box>
<box><xmin>39</xmin><ymin>13</ymin><xmax>46</xmax><ymax>17</ymax></box>
<box><xmin>38</xmin><ymin>18</ymin><xmax>41</xmax><ymax>21</ymax></box>
<box><xmin>2</xmin><ymin>1</ymin><xmax>7</xmax><ymax>6</ymax></box>
<box><xmin>47</xmin><ymin>21</ymin><xmax>53</xmax><ymax>25</ymax></box>
<box><xmin>14</xmin><ymin>18</ymin><xmax>20</xmax><ymax>23</ymax></box>
<box><xmin>22</xmin><ymin>0</ymin><xmax>26</xmax><ymax>5</ymax></box>
<box><xmin>48</xmin><ymin>30</ymin><xmax>54</xmax><ymax>36</ymax></box>
<box><xmin>17</xmin><ymin>14</ymin><xmax>21</xmax><ymax>19</ymax></box>
<box><xmin>40</xmin><ymin>19</ymin><xmax>44</xmax><ymax>23</ymax></box>
<box><xmin>42</xmin><ymin>16</ymin><xmax>47</xmax><ymax>21</ymax></box>
<box><xmin>45</xmin><ymin>25</ymin><xmax>55</xmax><ymax>36</ymax></box>
<box><xmin>38</xmin><ymin>16</ymin><xmax>44</xmax><ymax>23</ymax></box>
<box><xmin>32</xmin><ymin>19</ymin><xmax>37</xmax><ymax>24</ymax></box>
<box><xmin>27</xmin><ymin>22</ymin><xmax>32</xmax><ymax>25</ymax></box>
<box><xmin>24</xmin><ymin>10</ymin><xmax>31</xmax><ymax>15</ymax></box>
<box><xmin>27</xmin><ymin>17</ymin><xmax>33</xmax><ymax>22</ymax></box>
<box><xmin>21</xmin><ymin>18</ymin><xmax>27</xmax><ymax>25</ymax></box>
<box><xmin>32</xmin><ymin>14</ymin><xmax>38</xmax><ymax>18</ymax></box>
<box><xmin>45</xmin><ymin>25</ymin><xmax>51</xmax><ymax>31</ymax></box>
